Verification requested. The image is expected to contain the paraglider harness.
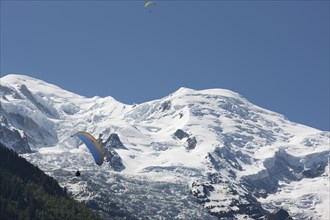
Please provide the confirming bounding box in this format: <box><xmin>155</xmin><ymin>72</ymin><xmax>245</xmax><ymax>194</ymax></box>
<box><xmin>75</xmin><ymin>170</ymin><xmax>81</xmax><ymax>177</ymax></box>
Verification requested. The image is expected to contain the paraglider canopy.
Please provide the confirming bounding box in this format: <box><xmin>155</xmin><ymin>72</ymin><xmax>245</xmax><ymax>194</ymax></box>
<box><xmin>71</xmin><ymin>131</ymin><xmax>104</xmax><ymax>166</ymax></box>
<box><xmin>144</xmin><ymin>1</ymin><xmax>155</xmax><ymax>8</ymax></box>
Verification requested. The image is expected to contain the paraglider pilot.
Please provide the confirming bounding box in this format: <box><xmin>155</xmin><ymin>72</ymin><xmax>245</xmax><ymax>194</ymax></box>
<box><xmin>75</xmin><ymin>170</ymin><xmax>81</xmax><ymax>177</ymax></box>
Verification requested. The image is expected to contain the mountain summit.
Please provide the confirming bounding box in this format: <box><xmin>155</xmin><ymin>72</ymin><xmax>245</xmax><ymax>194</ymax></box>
<box><xmin>1</xmin><ymin>74</ymin><xmax>329</xmax><ymax>219</ymax></box>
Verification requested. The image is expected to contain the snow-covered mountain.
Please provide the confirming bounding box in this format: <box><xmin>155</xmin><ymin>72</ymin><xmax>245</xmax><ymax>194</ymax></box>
<box><xmin>1</xmin><ymin>74</ymin><xmax>329</xmax><ymax>219</ymax></box>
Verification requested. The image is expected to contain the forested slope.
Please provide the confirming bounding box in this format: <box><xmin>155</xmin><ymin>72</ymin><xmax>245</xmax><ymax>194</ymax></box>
<box><xmin>0</xmin><ymin>143</ymin><xmax>102</xmax><ymax>220</ymax></box>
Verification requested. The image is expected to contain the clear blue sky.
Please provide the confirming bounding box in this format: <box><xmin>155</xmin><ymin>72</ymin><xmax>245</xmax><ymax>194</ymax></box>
<box><xmin>1</xmin><ymin>0</ymin><xmax>329</xmax><ymax>131</ymax></box>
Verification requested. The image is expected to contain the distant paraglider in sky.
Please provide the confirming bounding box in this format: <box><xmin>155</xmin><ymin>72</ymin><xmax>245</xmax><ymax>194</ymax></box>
<box><xmin>144</xmin><ymin>1</ymin><xmax>156</xmax><ymax>13</ymax></box>
<box><xmin>71</xmin><ymin>131</ymin><xmax>104</xmax><ymax>166</ymax></box>
<box><xmin>144</xmin><ymin>1</ymin><xmax>155</xmax><ymax>8</ymax></box>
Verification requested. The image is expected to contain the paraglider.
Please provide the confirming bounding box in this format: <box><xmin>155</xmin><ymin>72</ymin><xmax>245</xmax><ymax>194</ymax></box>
<box><xmin>144</xmin><ymin>1</ymin><xmax>155</xmax><ymax>8</ymax></box>
<box><xmin>71</xmin><ymin>131</ymin><xmax>104</xmax><ymax>167</ymax></box>
<box><xmin>144</xmin><ymin>1</ymin><xmax>155</xmax><ymax>13</ymax></box>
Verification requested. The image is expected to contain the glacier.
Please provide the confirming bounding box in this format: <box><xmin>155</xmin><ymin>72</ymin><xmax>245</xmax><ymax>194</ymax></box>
<box><xmin>0</xmin><ymin>74</ymin><xmax>329</xmax><ymax>219</ymax></box>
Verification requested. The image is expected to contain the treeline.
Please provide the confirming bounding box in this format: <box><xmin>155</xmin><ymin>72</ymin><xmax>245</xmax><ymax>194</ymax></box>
<box><xmin>0</xmin><ymin>143</ymin><xmax>102</xmax><ymax>220</ymax></box>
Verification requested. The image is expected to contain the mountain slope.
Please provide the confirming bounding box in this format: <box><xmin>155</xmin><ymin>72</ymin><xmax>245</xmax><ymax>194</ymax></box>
<box><xmin>0</xmin><ymin>74</ymin><xmax>329</xmax><ymax>219</ymax></box>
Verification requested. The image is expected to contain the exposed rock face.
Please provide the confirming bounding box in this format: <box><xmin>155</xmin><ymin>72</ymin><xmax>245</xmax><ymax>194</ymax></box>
<box><xmin>104</xmin><ymin>133</ymin><xmax>127</xmax><ymax>150</ymax></box>
<box><xmin>173</xmin><ymin>129</ymin><xmax>197</xmax><ymax>149</ymax></box>
<box><xmin>186</xmin><ymin>136</ymin><xmax>197</xmax><ymax>149</ymax></box>
<box><xmin>8</xmin><ymin>113</ymin><xmax>58</xmax><ymax>147</ymax></box>
<box><xmin>267</xmin><ymin>209</ymin><xmax>293</xmax><ymax>220</ymax></box>
<box><xmin>0</xmin><ymin>85</ymin><xmax>23</xmax><ymax>99</ymax></box>
<box><xmin>1</xmin><ymin>84</ymin><xmax>58</xmax><ymax>148</ymax></box>
<box><xmin>101</xmin><ymin>133</ymin><xmax>126</xmax><ymax>171</ymax></box>
<box><xmin>302</xmin><ymin>166</ymin><xmax>326</xmax><ymax>178</ymax></box>
<box><xmin>243</xmin><ymin>149</ymin><xmax>329</xmax><ymax>197</ymax></box>
<box><xmin>18</xmin><ymin>84</ymin><xmax>59</xmax><ymax>119</ymax></box>
<box><xmin>160</xmin><ymin>100</ymin><xmax>171</xmax><ymax>112</ymax></box>
<box><xmin>190</xmin><ymin>146</ymin><xmax>269</xmax><ymax>218</ymax></box>
<box><xmin>191</xmin><ymin>181</ymin><xmax>214</xmax><ymax>199</ymax></box>
<box><xmin>0</xmin><ymin>126</ymin><xmax>31</xmax><ymax>153</ymax></box>
<box><xmin>0</xmin><ymin>111</ymin><xmax>31</xmax><ymax>153</ymax></box>
<box><xmin>174</xmin><ymin>129</ymin><xmax>189</xmax><ymax>140</ymax></box>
